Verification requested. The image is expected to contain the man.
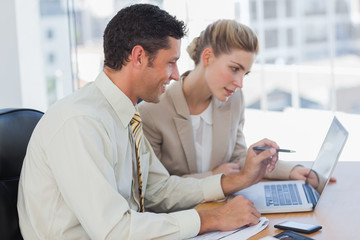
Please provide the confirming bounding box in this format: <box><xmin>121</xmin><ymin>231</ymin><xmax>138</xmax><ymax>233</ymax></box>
<box><xmin>18</xmin><ymin>4</ymin><xmax>278</xmax><ymax>239</ymax></box>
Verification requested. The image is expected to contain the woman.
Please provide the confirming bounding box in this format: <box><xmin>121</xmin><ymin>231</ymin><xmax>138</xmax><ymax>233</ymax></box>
<box><xmin>138</xmin><ymin>19</ymin><xmax>315</xmax><ymax>182</ymax></box>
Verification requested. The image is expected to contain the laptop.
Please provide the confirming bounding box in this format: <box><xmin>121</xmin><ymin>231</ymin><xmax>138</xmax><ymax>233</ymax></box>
<box><xmin>233</xmin><ymin>116</ymin><xmax>348</xmax><ymax>213</ymax></box>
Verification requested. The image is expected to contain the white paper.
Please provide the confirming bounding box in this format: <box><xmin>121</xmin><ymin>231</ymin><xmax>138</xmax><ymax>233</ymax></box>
<box><xmin>188</xmin><ymin>217</ymin><xmax>269</xmax><ymax>240</ymax></box>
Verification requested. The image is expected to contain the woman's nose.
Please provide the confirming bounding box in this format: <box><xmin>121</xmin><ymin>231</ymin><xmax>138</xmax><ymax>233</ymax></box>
<box><xmin>233</xmin><ymin>76</ymin><xmax>243</xmax><ymax>89</ymax></box>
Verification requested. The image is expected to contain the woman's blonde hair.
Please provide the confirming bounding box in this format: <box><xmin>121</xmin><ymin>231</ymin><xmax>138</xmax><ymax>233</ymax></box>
<box><xmin>187</xmin><ymin>19</ymin><xmax>259</xmax><ymax>65</ymax></box>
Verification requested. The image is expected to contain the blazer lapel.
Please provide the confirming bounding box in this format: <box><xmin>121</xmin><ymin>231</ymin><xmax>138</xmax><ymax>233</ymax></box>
<box><xmin>169</xmin><ymin>81</ymin><xmax>198</xmax><ymax>173</ymax></box>
<box><xmin>210</xmin><ymin>98</ymin><xmax>231</xmax><ymax>170</ymax></box>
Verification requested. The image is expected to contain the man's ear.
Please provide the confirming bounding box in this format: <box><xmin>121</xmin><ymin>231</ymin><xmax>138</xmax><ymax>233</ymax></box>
<box><xmin>202</xmin><ymin>48</ymin><xmax>214</xmax><ymax>67</ymax></box>
<box><xmin>131</xmin><ymin>45</ymin><xmax>146</xmax><ymax>68</ymax></box>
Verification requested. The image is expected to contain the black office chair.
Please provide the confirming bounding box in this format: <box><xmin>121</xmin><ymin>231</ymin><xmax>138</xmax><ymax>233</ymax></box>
<box><xmin>0</xmin><ymin>108</ymin><xmax>44</xmax><ymax>240</ymax></box>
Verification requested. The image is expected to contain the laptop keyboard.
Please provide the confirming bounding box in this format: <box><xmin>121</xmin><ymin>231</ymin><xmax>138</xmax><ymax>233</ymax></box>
<box><xmin>264</xmin><ymin>183</ymin><xmax>302</xmax><ymax>206</ymax></box>
<box><xmin>302</xmin><ymin>183</ymin><xmax>320</xmax><ymax>205</ymax></box>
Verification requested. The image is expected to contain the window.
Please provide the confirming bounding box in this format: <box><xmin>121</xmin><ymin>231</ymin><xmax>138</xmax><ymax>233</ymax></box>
<box><xmin>264</xmin><ymin>0</ymin><xmax>277</xmax><ymax>19</ymax></box>
<box><xmin>264</xmin><ymin>29</ymin><xmax>279</xmax><ymax>48</ymax></box>
<box><xmin>351</xmin><ymin>24</ymin><xmax>360</xmax><ymax>39</ymax></box>
<box><xmin>2</xmin><ymin>0</ymin><xmax>358</xmax><ymax>162</ymax></box>
<box><xmin>335</xmin><ymin>0</ymin><xmax>349</xmax><ymax>14</ymax></box>
<box><xmin>336</xmin><ymin>22</ymin><xmax>351</xmax><ymax>40</ymax></box>
<box><xmin>67</xmin><ymin>0</ymin><xmax>360</xmax><ymax>115</ymax></box>
<box><xmin>234</xmin><ymin>2</ymin><xmax>241</xmax><ymax>20</ymax></box>
<box><xmin>304</xmin><ymin>24</ymin><xmax>327</xmax><ymax>43</ymax></box>
<box><xmin>5</xmin><ymin>0</ymin><xmax>359</xmax><ymax>115</ymax></box>
<box><xmin>250</xmin><ymin>0</ymin><xmax>257</xmax><ymax>21</ymax></box>
<box><xmin>37</xmin><ymin>0</ymin><xmax>73</xmax><ymax>106</ymax></box>
<box><xmin>47</xmin><ymin>29</ymin><xmax>54</xmax><ymax>39</ymax></box>
<box><xmin>47</xmin><ymin>52</ymin><xmax>55</xmax><ymax>64</ymax></box>
<box><xmin>285</xmin><ymin>0</ymin><xmax>293</xmax><ymax>17</ymax></box>
<box><xmin>286</xmin><ymin>28</ymin><xmax>294</xmax><ymax>47</ymax></box>
<box><xmin>304</xmin><ymin>0</ymin><xmax>326</xmax><ymax>16</ymax></box>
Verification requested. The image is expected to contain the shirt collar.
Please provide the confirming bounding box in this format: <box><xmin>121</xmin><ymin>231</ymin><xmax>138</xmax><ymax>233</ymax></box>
<box><xmin>95</xmin><ymin>71</ymin><xmax>136</xmax><ymax>128</ymax></box>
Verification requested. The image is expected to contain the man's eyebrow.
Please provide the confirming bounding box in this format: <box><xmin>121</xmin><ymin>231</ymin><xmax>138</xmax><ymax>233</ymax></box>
<box><xmin>168</xmin><ymin>58</ymin><xmax>179</xmax><ymax>63</ymax></box>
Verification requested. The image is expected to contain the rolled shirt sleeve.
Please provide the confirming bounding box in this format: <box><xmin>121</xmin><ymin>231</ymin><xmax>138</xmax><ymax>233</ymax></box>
<box><xmin>108</xmin><ymin>209</ymin><xmax>201</xmax><ymax>240</ymax></box>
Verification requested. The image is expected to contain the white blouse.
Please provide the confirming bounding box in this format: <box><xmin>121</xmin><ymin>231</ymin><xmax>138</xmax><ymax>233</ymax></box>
<box><xmin>190</xmin><ymin>101</ymin><xmax>213</xmax><ymax>173</ymax></box>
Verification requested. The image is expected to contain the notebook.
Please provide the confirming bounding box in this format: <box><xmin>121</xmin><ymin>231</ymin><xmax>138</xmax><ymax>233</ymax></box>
<box><xmin>233</xmin><ymin>116</ymin><xmax>348</xmax><ymax>213</ymax></box>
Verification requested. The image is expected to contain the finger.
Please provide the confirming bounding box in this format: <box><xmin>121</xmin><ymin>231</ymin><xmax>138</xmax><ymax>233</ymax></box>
<box><xmin>229</xmin><ymin>162</ymin><xmax>241</xmax><ymax>168</ymax></box>
<box><xmin>247</xmin><ymin>216</ymin><xmax>261</xmax><ymax>226</ymax></box>
<box><xmin>251</xmin><ymin>206</ymin><xmax>261</xmax><ymax>219</ymax></box>
<box><xmin>225</xmin><ymin>169</ymin><xmax>240</xmax><ymax>175</ymax></box>
<box><xmin>245</xmin><ymin>198</ymin><xmax>260</xmax><ymax>214</ymax></box>
<box><xmin>267</xmin><ymin>164</ymin><xmax>275</xmax><ymax>172</ymax></box>
<box><xmin>256</xmin><ymin>148</ymin><xmax>277</xmax><ymax>162</ymax></box>
<box><xmin>252</xmin><ymin>138</ymin><xmax>279</xmax><ymax>150</ymax></box>
<box><xmin>247</xmin><ymin>208</ymin><xmax>261</xmax><ymax>225</ymax></box>
<box><xmin>294</xmin><ymin>174</ymin><xmax>307</xmax><ymax>181</ymax></box>
<box><xmin>269</xmin><ymin>155</ymin><xmax>278</xmax><ymax>165</ymax></box>
<box><xmin>268</xmin><ymin>156</ymin><xmax>278</xmax><ymax>171</ymax></box>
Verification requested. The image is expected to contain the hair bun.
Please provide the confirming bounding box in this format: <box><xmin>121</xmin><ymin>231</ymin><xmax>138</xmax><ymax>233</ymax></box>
<box><xmin>186</xmin><ymin>36</ymin><xmax>200</xmax><ymax>63</ymax></box>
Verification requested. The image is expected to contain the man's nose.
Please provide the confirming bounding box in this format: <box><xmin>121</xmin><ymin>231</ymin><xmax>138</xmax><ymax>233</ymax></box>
<box><xmin>170</xmin><ymin>64</ymin><xmax>180</xmax><ymax>81</ymax></box>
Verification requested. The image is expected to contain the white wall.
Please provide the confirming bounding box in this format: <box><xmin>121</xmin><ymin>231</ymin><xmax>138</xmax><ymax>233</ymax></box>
<box><xmin>0</xmin><ymin>0</ymin><xmax>22</xmax><ymax>108</ymax></box>
<box><xmin>244</xmin><ymin>108</ymin><xmax>359</xmax><ymax>162</ymax></box>
<box><xmin>0</xmin><ymin>0</ymin><xmax>47</xmax><ymax>111</ymax></box>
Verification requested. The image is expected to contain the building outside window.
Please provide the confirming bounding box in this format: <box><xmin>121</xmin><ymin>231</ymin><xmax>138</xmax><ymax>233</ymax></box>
<box><xmin>264</xmin><ymin>0</ymin><xmax>277</xmax><ymax>19</ymax></box>
<box><xmin>265</xmin><ymin>29</ymin><xmax>279</xmax><ymax>49</ymax></box>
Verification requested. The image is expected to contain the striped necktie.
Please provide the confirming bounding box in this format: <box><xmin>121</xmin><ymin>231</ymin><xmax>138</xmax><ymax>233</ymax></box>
<box><xmin>130</xmin><ymin>111</ymin><xmax>144</xmax><ymax>212</ymax></box>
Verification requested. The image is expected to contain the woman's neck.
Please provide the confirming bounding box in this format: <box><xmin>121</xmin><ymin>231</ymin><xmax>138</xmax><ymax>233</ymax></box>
<box><xmin>182</xmin><ymin>68</ymin><xmax>212</xmax><ymax>115</ymax></box>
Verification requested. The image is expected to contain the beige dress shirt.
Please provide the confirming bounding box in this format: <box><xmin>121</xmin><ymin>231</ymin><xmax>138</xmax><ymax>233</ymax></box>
<box><xmin>17</xmin><ymin>71</ymin><xmax>225</xmax><ymax>240</ymax></box>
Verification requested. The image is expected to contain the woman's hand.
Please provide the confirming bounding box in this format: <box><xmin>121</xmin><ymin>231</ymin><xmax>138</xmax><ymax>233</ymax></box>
<box><xmin>212</xmin><ymin>162</ymin><xmax>241</xmax><ymax>175</ymax></box>
<box><xmin>290</xmin><ymin>165</ymin><xmax>336</xmax><ymax>189</ymax></box>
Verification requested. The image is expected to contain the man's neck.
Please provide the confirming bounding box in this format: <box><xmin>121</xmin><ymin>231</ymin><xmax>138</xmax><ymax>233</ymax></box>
<box><xmin>103</xmin><ymin>66</ymin><xmax>138</xmax><ymax>105</ymax></box>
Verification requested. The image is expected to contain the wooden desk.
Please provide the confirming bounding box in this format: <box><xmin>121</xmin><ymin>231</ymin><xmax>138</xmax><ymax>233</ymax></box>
<box><xmin>195</xmin><ymin>162</ymin><xmax>360</xmax><ymax>240</ymax></box>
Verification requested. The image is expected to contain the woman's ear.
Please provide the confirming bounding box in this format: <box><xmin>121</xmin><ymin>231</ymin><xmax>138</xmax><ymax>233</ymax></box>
<box><xmin>202</xmin><ymin>48</ymin><xmax>214</xmax><ymax>67</ymax></box>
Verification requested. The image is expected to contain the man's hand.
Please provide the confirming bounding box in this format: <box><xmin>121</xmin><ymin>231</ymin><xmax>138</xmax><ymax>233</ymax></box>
<box><xmin>242</xmin><ymin>139</ymin><xmax>279</xmax><ymax>183</ymax></box>
<box><xmin>221</xmin><ymin>138</ymin><xmax>279</xmax><ymax>195</ymax></box>
<box><xmin>197</xmin><ymin>195</ymin><xmax>260</xmax><ymax>234</ymax></box>
<box><xmin>196</xmin><ymin>138</ymin><xmax>279</xmax><ymax>235</ymax></box>
<box><xmin>212</xmin><ymin>162</ymin><xmax>241</xmax><ymax>176</ymax></box>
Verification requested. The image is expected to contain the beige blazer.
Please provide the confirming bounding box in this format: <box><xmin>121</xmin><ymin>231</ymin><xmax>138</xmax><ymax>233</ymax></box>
<box><xmin>138</xmin><ymin>79</ymin><xmax>295</xmax><ymax>179</ymax></box>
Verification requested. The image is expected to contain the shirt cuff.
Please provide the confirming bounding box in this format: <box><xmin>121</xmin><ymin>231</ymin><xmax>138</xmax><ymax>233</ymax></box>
<box><xmin>201</xmin><ymin>174</ymin><xmax>225</xmax><ymax>201</ymax></box>
<box><xmin>170</xmin><ymin>209</ymin><xmax>200</xmax><ymax>239</ymax></box>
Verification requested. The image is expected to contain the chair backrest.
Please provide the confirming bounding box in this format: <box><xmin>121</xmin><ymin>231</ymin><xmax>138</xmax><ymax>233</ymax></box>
<box><xmin>0</xmin><ymin>108</ymin><xmax>43</xmax><ymax>240</ymax></box>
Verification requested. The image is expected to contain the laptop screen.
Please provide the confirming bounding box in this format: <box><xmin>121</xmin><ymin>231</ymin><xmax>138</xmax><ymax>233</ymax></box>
<box><xmin>306</xmin><ymin>116</ymin><xmax>348</xmax><ymax>195</ymax></box>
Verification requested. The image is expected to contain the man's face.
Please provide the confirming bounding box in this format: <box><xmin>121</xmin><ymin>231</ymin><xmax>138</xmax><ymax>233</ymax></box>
<box><xmin>138</xmin><ymin>37</ymin><xmax>181</xmax><ymax>103</ymax></box>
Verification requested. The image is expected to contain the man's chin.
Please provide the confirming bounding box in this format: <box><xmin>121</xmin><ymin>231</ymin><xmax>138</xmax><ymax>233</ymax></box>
<box><xmin>141</xmin><ymin>96</ymin><xmax>160</xmax><ymax>104</ymax></box>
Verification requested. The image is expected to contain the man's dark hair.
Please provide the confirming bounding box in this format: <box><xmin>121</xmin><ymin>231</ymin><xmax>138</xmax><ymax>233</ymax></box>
<box><xmin>103</xmin><ymin>4</ymin><xmax>187</xmax><ymax>70</ymax></box>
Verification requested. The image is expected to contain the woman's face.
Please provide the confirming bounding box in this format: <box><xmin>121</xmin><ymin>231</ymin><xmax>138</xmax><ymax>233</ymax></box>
<box><xmin>204</xmin><ymin>48</ymin><xmax>255</xmax><ymax>102</ymax></box>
